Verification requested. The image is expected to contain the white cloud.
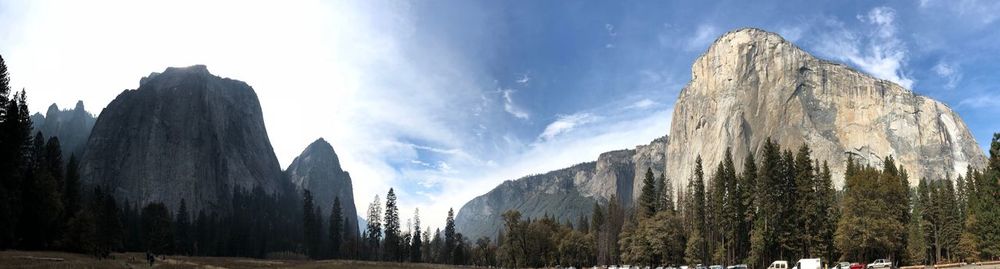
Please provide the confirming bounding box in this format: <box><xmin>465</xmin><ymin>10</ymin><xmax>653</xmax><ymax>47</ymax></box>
<box><xmin>501</xmin><ymin>88</ymin><xmax>530</xmax><ymax>120</ymax></box>
<box><xmin>538</xmin><ymin>113</ymin><xmax>598</xmax><ymax>141</ymax></box>
<box><xmin>959</xmin><ymin>93</ymin><xmax>1000</xmax><ymax>109</ymax></box>
<box><xmin>626</xmin><ymin>98</ymin><xmax>658</xmax><ymax>110</ymax></box>
<box><xmin>933</xmin><ymin>61</ymin><xmax>962</xmax><ymax>89</ymax></box>
<box><xmin>814</xmin><ymin>7</ymin><xmax>915</xmax><ymax>89</ymax></box>
<box><xmin>686</xmin><ymin>24</ymin><xmax>719</xmax><ymax>51</ymax></box>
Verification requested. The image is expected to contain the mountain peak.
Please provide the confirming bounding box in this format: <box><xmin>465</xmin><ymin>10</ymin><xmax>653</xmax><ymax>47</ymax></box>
<box><xmin>139</xmin><ymin>65</ymin><xmax>213</xmax><ymax>86</ymax></box>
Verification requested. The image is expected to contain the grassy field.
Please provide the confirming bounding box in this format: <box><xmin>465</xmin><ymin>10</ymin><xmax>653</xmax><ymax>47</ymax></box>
<box><xmin>0</xmin><ymin>250</ymin><xmax>478</xmax><ymax>269</ymax></box>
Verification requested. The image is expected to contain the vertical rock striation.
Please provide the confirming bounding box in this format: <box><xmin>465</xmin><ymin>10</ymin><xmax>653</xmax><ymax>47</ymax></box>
<box><xmin>666</xmin><ymin>28</ymin><xmax>986</xmax><ymax>188</ymax></box>
<box><xmin>286</xmin><ymin>138</ymin><xmax>360</xmax><ymax>236</ymax></box>
<box><xmin>79</xmin><ymin>65</ymin><xmax>290</xmax><ymax>213</ymax></box>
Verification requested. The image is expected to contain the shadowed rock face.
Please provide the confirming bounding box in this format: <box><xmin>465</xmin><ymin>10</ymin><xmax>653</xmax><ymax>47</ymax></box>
<box><xmin>286</xmin><ymin>138</ymin><xmax>360</xmax><ymax>236</ymax></box>
<box><xmin>455</xmin><ymin>136</ymin><xmax>667</xmax><ymax>240</ymax></box>
<box><xmin>79</xmin><ymin>65</ymin><xmax>289</xmax><ymax>213</ymax></box>
<box><xmin>31</xmin><ymin>101</ymin><xmax>97</xmax><ymax>161</ymax></box>
<box><xmin>666</xmin><ymin>28</ymin><xmax>987</xmax><ymax>188</ymax></box>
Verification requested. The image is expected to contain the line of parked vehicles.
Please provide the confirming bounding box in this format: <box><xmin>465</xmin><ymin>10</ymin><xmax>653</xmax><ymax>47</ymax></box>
<box><xmin>589</xmin><ymin>258</ymin><xmax>896</xmax><ymax>269</ymax></box>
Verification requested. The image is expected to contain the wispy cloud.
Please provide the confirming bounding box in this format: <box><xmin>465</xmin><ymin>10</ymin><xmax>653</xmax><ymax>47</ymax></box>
<box><xmin>538</xmin><ymin>113</ymin><xmax>599</xmax><ymax>141</ymax></box>
<box><xmin>626</xmin><ymin>98</ymin><xmax>658</xmax><ymax>110</ymax></box>
<box><xmin>959</xmin><ymin>93</ymin><xmax>1000</xmax><ymax>109</ymax></box>
<box><xmin>686</xmin><ymin>24</ymin><xmax>719</xmax><ymax>51</ymax></box>
<box><xmin>501</xmin><ymin>88</ymin><xmax>530</xmax><ymax>120</ymax></box>
<box><xmin>813</xmin><ymin>6</ymin><xmax>915</xmax><ymax>89</ymax></box>
<box><xmin>932</xmin><ymin>61</ymin><xmax>962</xmax><ymax>90</ymax></box>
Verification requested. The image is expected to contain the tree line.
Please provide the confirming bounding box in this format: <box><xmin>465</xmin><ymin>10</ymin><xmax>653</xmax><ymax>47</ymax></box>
<box><xmin>484</xmin><ymin>138</ymin><xmax>1000</xmax><ymax>268</ymax></box>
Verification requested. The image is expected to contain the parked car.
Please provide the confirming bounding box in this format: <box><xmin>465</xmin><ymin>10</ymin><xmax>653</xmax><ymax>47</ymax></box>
<box><xmin>831</xmin><ymin>262</ymin><xmax>851</xmax><ymax>269</ymax></box>
<box><xmin>696</xmin><ymin>264</ymin><xmax>708</xmax><ymax>269</ymax></box>
<box><xmin>710</xmin><ymin>265</ymin><xmax>724</xmax><ymax>269</ymax></box>
<box><xmin>792</xmin><ymin>259</ymin><xmax>822</xmax><ymax>269</ymax></box>
<box><xmin>849</xmin><ymin>263</ymin><xmax>866</xmax><ymax>269</ymax></box>
<box><xmin>867</xmin><ymin>259</ymin><xmax>893</xmax><ymax>269</ymax></box>
<box><xmin>768</xmin><ymin>260</ymin><xmax>789</xmax><ymax>269</ymax></box>
<box><xmin>728</xmin><ymin>264</ymin><xmax>749</xmax><ymax>269</ymax></box>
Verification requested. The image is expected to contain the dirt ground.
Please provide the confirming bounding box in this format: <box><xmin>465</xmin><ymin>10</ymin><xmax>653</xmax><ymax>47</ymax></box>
<box><xmin>0</xmin><ymin>250</ymin><xmax>478</xmax><ymax>269</ymax></box>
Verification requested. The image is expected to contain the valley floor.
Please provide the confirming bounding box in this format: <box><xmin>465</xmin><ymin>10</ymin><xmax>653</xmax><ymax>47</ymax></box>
<box><xmin>0</xmin><ymin>250</ymin><xmax>477</xmax><ymax>269</ymax></box>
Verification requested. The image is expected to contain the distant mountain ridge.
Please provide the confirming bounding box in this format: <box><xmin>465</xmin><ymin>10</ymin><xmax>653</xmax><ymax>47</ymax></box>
<box><xmin>30</xmin><ymin>101</ymin><xmax>96</xmax><ymax>161</ymax></box>
<box><xmin>455</xmin><ymin>136</ymin><xmax>667</xmax><ymax>240</ymax></box>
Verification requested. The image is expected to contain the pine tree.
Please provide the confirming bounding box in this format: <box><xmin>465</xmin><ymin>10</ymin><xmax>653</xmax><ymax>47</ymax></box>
<box><xmin>793</xmin><ymin>144</ymin><xmax>815</xmax><ymax>258</ymax></box>
<box><xmin>329</xmin><ymin>197</ymin><xmax>344</xmax><ymax>259</ymax></box>
<box><xmin>140</xmin><ymin>202</ymin><xmax>173</xmax><ymax>255</ymax></box>
<box><xmin>0</xmin><ymin>55</ymin><xmax>11</xmax><ymax>249</ymax></box>
<box><xmin>639</xmin><ymin>167</ymin><xmax>658</xmax><ymax>219</ymax></box>
<box><xmin>96</xmin><ymin>191</ymin><xmax>122</xmax><ymax>256</ymax></box>
<box><xmin>738</xmin><ymin>154</ymin><xmax>757</xmax><ymax>263</ymax></box>
<box><xmin>749</xmin><ymin>139</ymin><xmax>781</xmax><ymax>268</ymax></box>
<box><xmin>384</xmin><ymin>188</ymin><xmax>400</xmax><ymax>261</ymax></box>
<box><xmin>444</xmin><ymin>208</ymin><xmax>456</xmax><ymax>264</ymax></box>
<box><xmin>815</xmin><ymin>161</ymin><xmax>837</xmax><ymax>262</ymax></box>
<box><xmin>685</xmin><ymin>156</ymin><xmax>707</xmax><ymax>265</ymax></box>
<box><xmin>411</xmin><ymin>208</ymin><xmax>422</xmax><ymax>262</ymax></box>
<box><xmin>366</xmin><ymin>195</ymin><xmax>382</xmax><ymax>260</ymax></box>
<box><xmin>302</xmin><ymin>190</ymin><xmax>321</xmax><ymax>259</ymax></box>
<box><xmin>175</xmin><ymin>199</ymin><xmax>191</xmax><ymax>255</ymax></box>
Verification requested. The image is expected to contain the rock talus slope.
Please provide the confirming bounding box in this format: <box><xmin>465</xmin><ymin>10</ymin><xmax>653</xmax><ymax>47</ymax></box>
<box><xmin>79</xmin><ymin>65</ymin><xmax>290</xmax><ymax>213</ymax></box>
<box><xmin>666</xmin><ymin>28</ymin><xmax>986</xmax><ymax>187</ymax></box>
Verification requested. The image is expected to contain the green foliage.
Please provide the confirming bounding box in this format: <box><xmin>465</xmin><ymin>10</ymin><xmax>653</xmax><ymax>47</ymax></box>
<box><xmin>330</xmin><ymin>197</ymin><xmax>344</xmax><ymax>259</ymax></box>
<box><xmin>639</xmin><ymin>167</ymin><xmax>658</xmax><ymax>219</ymax></box>
<box><xmin>621</xmin><ymin>210</ymin><xmax>685</xmax><ymax>266</ymax></box>
<box><xmin>384</xmin><ymin>188</ymin><xmax>401</xmax><ymax>261</ymax></box>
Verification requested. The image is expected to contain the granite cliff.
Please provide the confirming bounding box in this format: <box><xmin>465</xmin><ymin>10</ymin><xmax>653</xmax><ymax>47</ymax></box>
<box><xmin>455</xmin><ymin>136</ymin><xmax>667</xmax><ymax>240</ymax></box>
<box><xmin>286</xmin><ymin>138</ymin><xmax>360</xmax><ymax>236</ymax></box>
<box><xmin>457</xmin><ymin>28</ymin><xmax>987</xmax><ymax>240</ymax></box>
<box><xmin>79</xmin><ymin>65</ymin><xmax>290</xmax><ymax>213</ymax></box>
<box><xmin>665</xmin><ymin>28</ymin><xmax>987</xmax><ymax>188</ymax></box>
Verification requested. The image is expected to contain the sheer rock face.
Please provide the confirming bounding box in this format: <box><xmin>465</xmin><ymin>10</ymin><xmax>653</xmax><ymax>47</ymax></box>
<box><xmin>455</xmin><ymin>136</ymin><xmax>667</xmax><ymax>240</ymax></box>
<box><xmin>286</xmin><ymin>138</ymin><xmax>360</xmax><ymax>236</ymax></box>
<box><xmin>666</xmin><ymin>28</ymin><xmax>987</xmax><ymax>188</ymax></box>
<box><xmin>79</xmin><ymin>65</ymin><xmax>289</xmax><ymax>213</ymax></box>
<box><xmin>31</xmin><ymin>101</ymin><xmax>97</xmax><ymax>161</ymax></box>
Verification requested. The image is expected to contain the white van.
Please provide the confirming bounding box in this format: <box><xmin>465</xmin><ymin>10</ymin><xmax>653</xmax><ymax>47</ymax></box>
<box><xmin>768</xmin><ymin>261</ymin><xmax>789</xmax><ymax>269</ymax></box>
<box><xmin>792</xmin><ymin>259</ymin><xmax>822</xmax><ymax>269</ymax></box>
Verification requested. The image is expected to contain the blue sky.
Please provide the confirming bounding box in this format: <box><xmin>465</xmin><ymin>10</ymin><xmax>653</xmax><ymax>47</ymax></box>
<box><xmin>1</xmin><ymin>0</ymin><xmax>998</xmax><ymax>229</ymax></box>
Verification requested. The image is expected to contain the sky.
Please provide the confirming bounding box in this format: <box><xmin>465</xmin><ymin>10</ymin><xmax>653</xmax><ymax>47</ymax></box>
<box><xmin>1</xmin><ymin>0</ymin><xmax>999</xmax><ymax>230</ymax></box>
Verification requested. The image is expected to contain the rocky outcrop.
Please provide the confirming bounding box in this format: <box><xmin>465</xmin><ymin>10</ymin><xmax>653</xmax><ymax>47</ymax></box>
<box><xmin>79</xmin><ymin>65</ymin><xmax>290</xmax><ymax>213</ymax></box>
<box><xmin>286</xmin><ymin>138</ymin><xmax>360</xmax><ymax>236</ymax></box>
<box><xmin>31</xmin><ymin>101</ymin><xmax>96</xmax><ymax>161</ymax></box>
<box><xmin>458</xmin><ymin>28</ymin><xmax>989</xmax><ymax>240</ymax></box>
<box><xmin>455</xmin><ymin>136</ymin><xmax>667</xmax><ymax>240</ymax></box>
<box><xmin>666</xmin><ymin>28</ymin><xmax>987</xmax><ymax>187</ymax></box>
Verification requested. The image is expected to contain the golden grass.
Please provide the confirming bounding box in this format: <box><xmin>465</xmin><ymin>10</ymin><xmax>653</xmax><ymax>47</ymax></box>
<box><xmin>0</xmin><ymin>250</ymin><xmax>478</xmax><ymax>269</ymax></box>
